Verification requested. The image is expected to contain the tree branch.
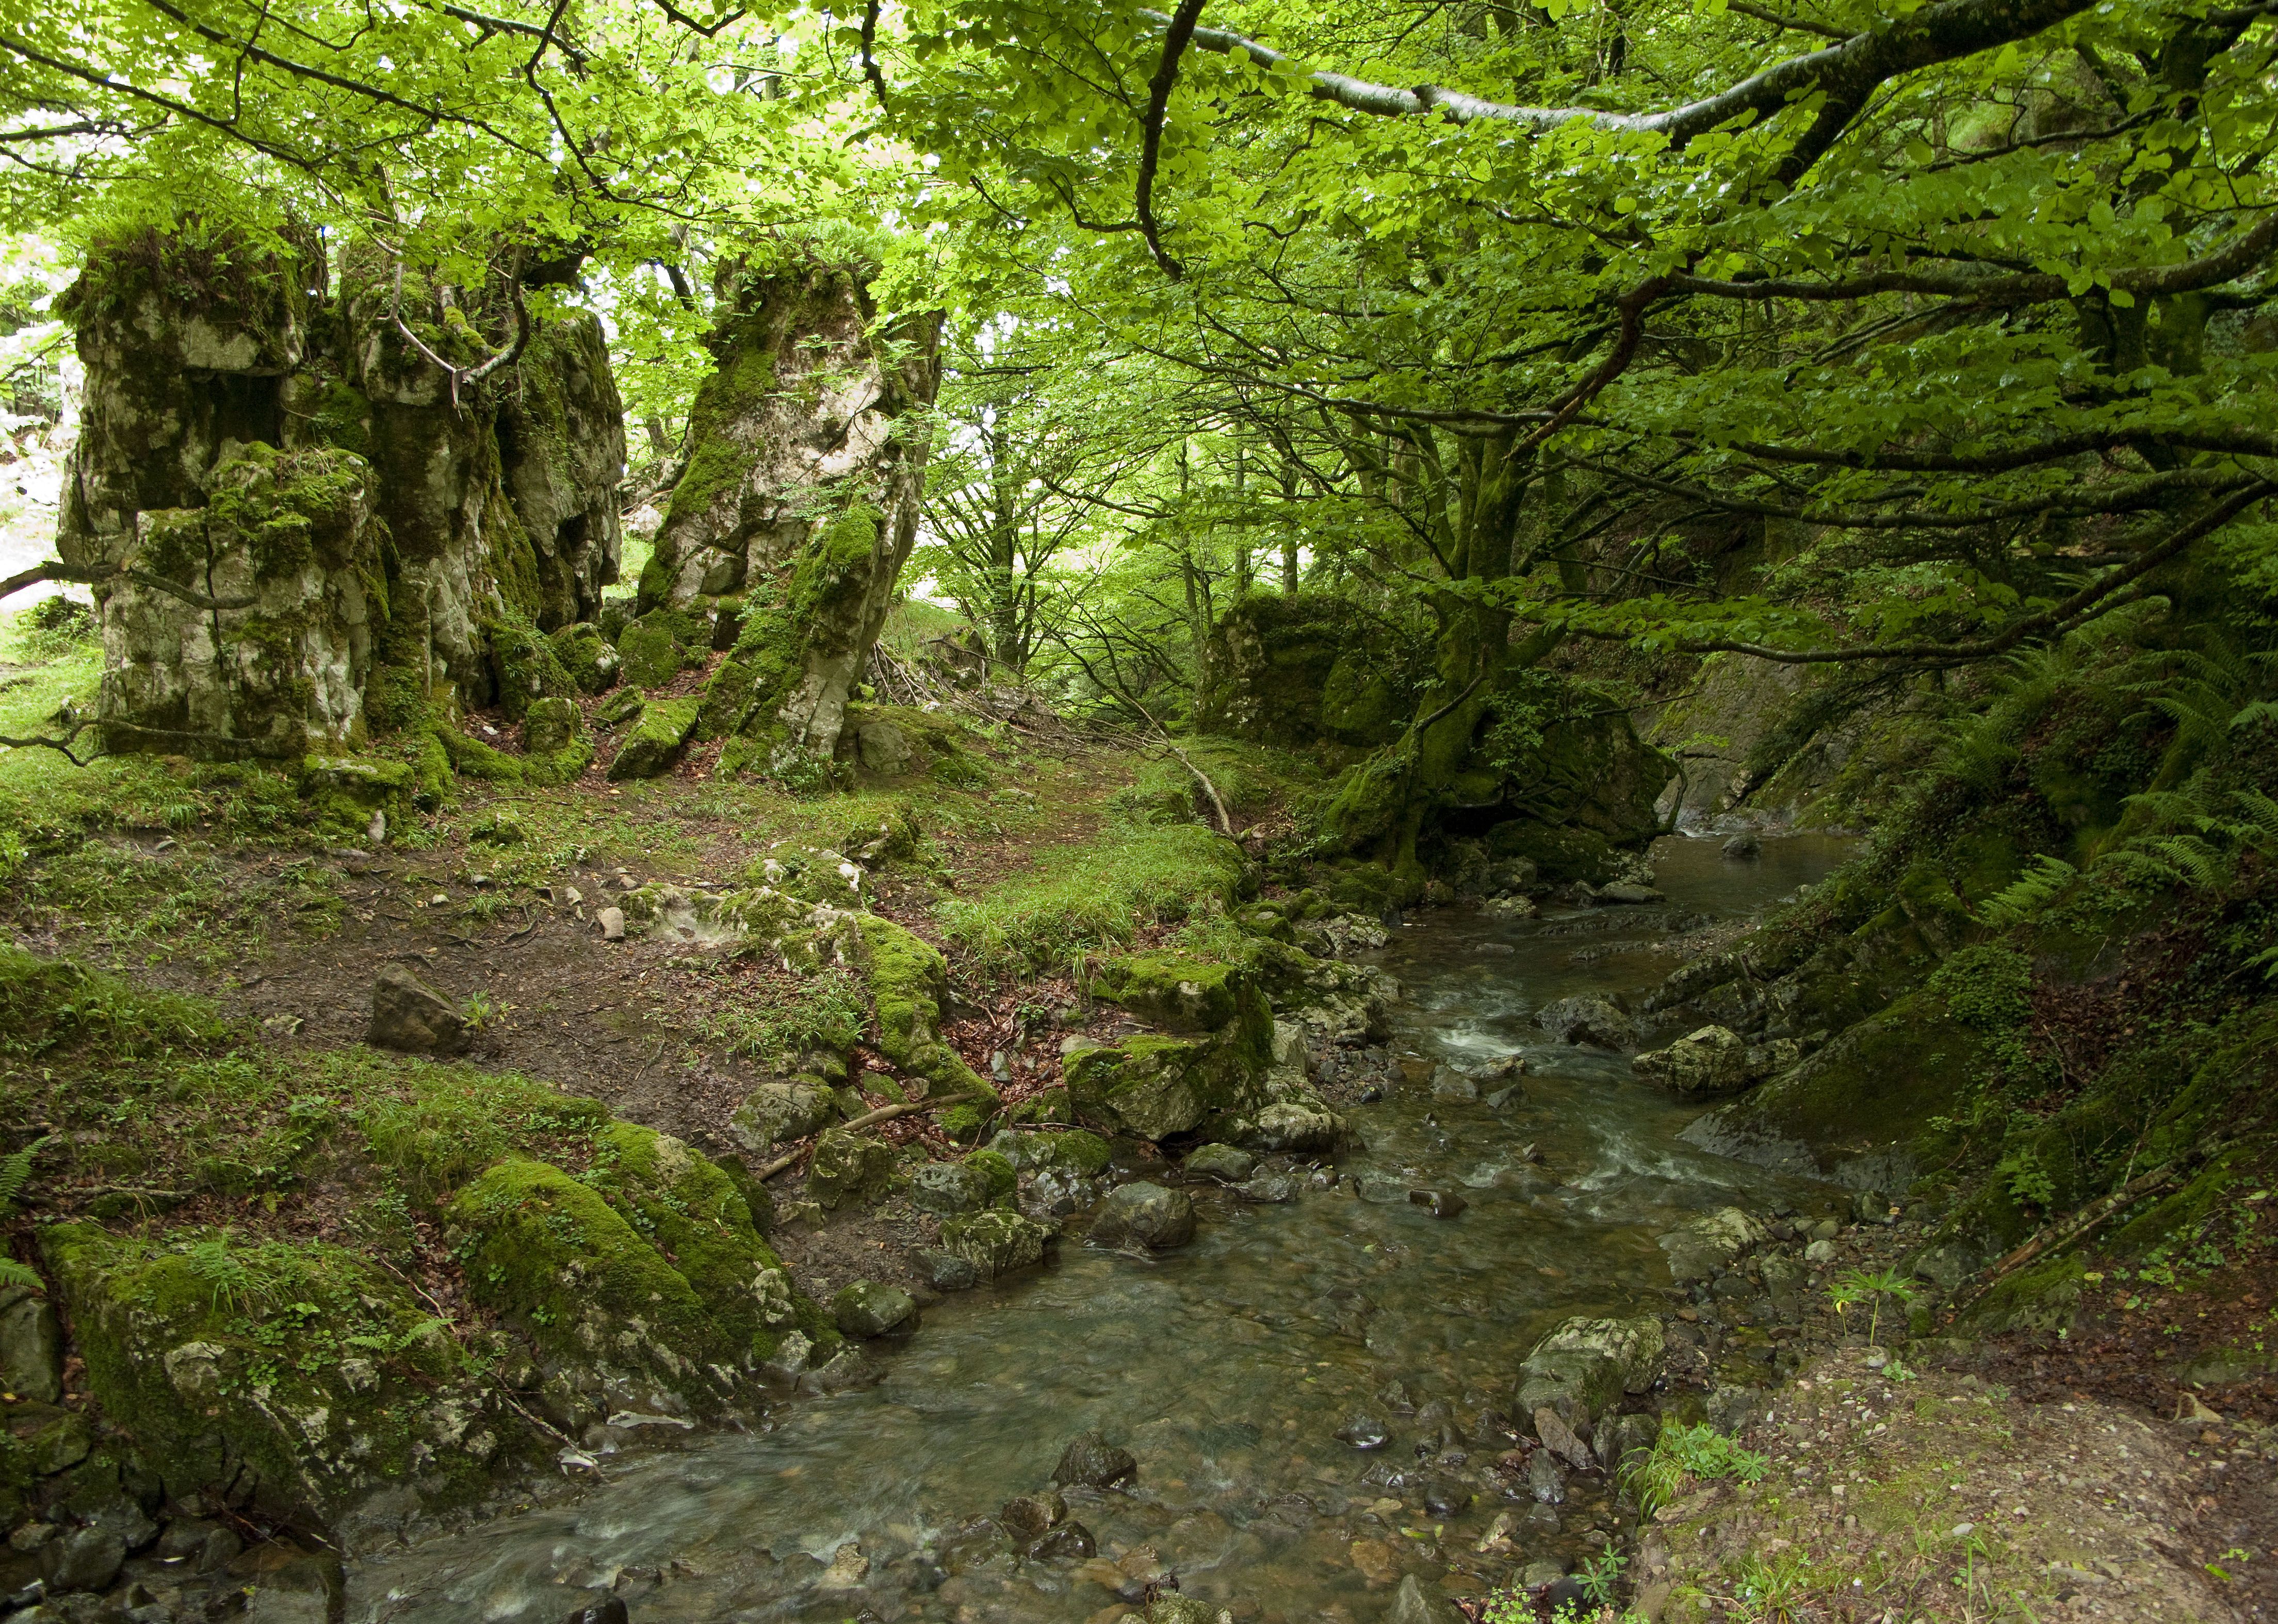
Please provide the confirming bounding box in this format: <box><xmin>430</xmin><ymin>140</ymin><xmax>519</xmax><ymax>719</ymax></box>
<box><xmin>1132</xmin><ymin>0</ymin><xmax>1206</xmax><ymax>281</ymax></box>
<box><xmin>1151</xmin><ymin>0</ymin><xmax>2096</xmax><ymax>147</ymax></box>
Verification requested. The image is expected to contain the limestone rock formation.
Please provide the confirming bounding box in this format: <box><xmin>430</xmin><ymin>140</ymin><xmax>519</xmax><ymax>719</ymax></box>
<box><xmin>636</xmin><ymin>258</ymin><xmax>942</xmax><ymax>773</ymax></box>
<box><xmin>52</xmin><ymin>230</ymin><xmax>627</xmax><ymax>758</ymax></box>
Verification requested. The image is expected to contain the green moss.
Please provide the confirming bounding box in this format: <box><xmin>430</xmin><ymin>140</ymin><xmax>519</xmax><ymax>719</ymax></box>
<box><xmin>856</xmin><ymin>914</ymin><xmax>999</xmax><ymax>1108</ymax></box>
<box><xmin>619</xmin><ymin>613</ymin><xmax>702</xmax><ymax>692</ymax></box>
<box><xmin>41</xmin><ymin>1222</ymin><xmax>485</xmax><ymax>1519</ymax></box>
<box><xmin>938</xmin><ymin>821</ymin><xmax>1246</xmax><ymax>977</ymax></box>
<box><xmin>436</xmin><ymin>725</ymin><xmax>526</xmax><ymax>784</ymax></box>
<box><xmin>549</xmin><ymin>622</ymin><xmax>622</xmax><ymax>695</ymax></box>
<box><xmin>300</xmin><ymin>754</ymin><xmax>415</xmax><ymax>841</ymax></box>
<box><xmin>963</xmin><ymin>1147</ymin><xmax>1018</xmax><ymax>1204</ymax></box>
<box><xmin>482</xmin><ymin>608</ymin><xmax>573</xmax><ymax>721</ymax></box>
<box><xmin>579</xmin><ymin>1122</ymin><xmax>816</xmax><ymax>1358</ymax></box>
<box><xmin>659</xmin><ymin>340</ymin><xmax>779</xmax><ymax>536</ymax></box>
<box><xmin>696</xmin><ymin>657</ymin><xmax>756</xmax><ymax>741</ymax></box>
<box><xmin>607</xmin><ymin>696</ymin><xmax>701</xmax><ymax>781</ymax></box>
<box><xmin>0</xmin><ymin>946</ymin><xmax>231</xmax><ymax>1059</ymax></box>
<box><xmin>1085</xmin><ymin>950</ymin><xmax>1249</xmax><ymax>1033</ymax></box>
<box><xmin>360</xmin><ymin>1065</ymin><xmax>609</xmax><ymax>1199</ymax></box>
<box><xmin>448</xmin><ymin>1157</ymin><xmax>738</xmax><ymax>1396</ymax></box>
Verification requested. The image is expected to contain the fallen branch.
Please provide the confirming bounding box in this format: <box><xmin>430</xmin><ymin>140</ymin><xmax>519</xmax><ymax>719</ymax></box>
<box><xmin>754</xmin><ymin>1097</ymin><xmax>943</xmax><ymax>1180</ymax></box>
<box><xmin>1946</xmin><ymin>1143</ymin><xmax>2214</xmax><ymax>1320</ymax></box>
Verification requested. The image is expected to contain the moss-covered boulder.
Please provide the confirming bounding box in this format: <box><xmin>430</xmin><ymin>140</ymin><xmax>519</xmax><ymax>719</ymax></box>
<box><xmin>1084</xmin><ymin>951</ymin><xmax>1261</xmax><ymax>1035</ymax></box>
<box><xmin>517</xmin><ymin>696</ymin><xmax>592</xmax><ymax>785</ymax></box>
<box><xmin>578</xmin><ymin>1122</ymin><xmax>818</xmax><ymax>1359</ymax></box>
<box><xmin>807</xmin><ymin>1127</ymin><xmax>905</xmax><ymax>1210</ymax></box>
<box><xmin>938</xmin><ymin>1210</ymin><xmax>1053</xmax><ymax>1282</ymax></box>
<box><xmin>606</xmin><ymin>696</ymin><xmax>701</xmax><ymax>781</ymax></box>
<box><xmin>1679</xmin><ymin>991</ymin><xmax>1988</xmax><ymax>1183</ymax></box>
<box><xmin>1064</xmin><ymin>1024</ymin><xmax>1272</xmax><ymax>1144</ymax></box>
<box><xmin>617</xmin><ymin>609</ymin><xmax>707</xmax><ymax>691</ymax></box>
<box><xmin>549</xmin><ymin>621</ymin><xmax>622</xmax><ymax>694</ymax></box>
<box><xmin>300</xmin><ymin>754</ymin><xmax>414</xmax><ymax>843</ymax></box>
<box><xmin>1197</xmin><ymin>594</ymin><xmax>1416</xmax><ymax>748</ymax></box>
<box><xmin>986</xmin><ymin>1128</ymin><xmax>1113</xmax><ymax>1179</ymax></box>
<box><xmin>41</xmin><ymin>1224</ymin><xmax>494</xmax><ymax>1524</ymax></box>
<box><xmin>447</xmin><ymin>1158</ymin><xmax>739</xmax><ymax>1412</ymax></box>
<box><xmin>855</xmin><ymin>915</ymin><xmax>999</xmax><ymax>1125</ymax></box>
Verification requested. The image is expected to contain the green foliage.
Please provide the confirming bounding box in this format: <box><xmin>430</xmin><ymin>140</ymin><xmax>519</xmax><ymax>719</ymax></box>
<box><xmin>1828</xmin><ymin>1268</ymin><xmax>1917</xmax><ymax>1345</ymax></box>
<box><xmin>1926</xmin><ymin>946</ymin><xmax>2033</xmax><ymax>1034</ymax></box>
<box><xmin>1621</xmin><ymin>1420</ymin><xmax>1768</xmax><ymax>1518</ymax></box>
<box><xmin>0</xmin><ymin>1134</ymin><xmax>48</xmax><ymax>1218</ymax></box>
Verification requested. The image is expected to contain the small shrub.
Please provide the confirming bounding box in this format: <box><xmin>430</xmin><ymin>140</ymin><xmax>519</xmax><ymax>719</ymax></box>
<box><xmin>1621</xmin><ymin>1420</ymin><xmax>1768</xmax><ymax>1517</ymax></box>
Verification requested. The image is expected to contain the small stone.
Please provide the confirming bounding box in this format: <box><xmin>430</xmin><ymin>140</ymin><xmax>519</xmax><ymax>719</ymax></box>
<box><xmin>1428</xmin><ymin>1066</ymin><xmax>1478</xmax><ymax>1102</ymax></box>
<box><xmin>367</xmin><ymin>963</ymin><xmax>470</xmax><ymax>1056</ymax></box>
<box><xmin>831</xmin><ymin>1279</ymin><xmax>917</xmax><ymax>1339</ymax></box>
<box><xmin>1804</xmin><ymin>1239</ymin><xmax>1837</xmax><ymax>1264</ymax></box>
<box><xmin>816</xmin><ymin>1541</ymin><xmax>870</xmax><ymax>1589</ymax></box>
<box><xmin>1089</xmin><ymin>1182</ymin><xmax>1196</xmax><ymax>1251</ymax></box>
<box><xmin>597</xmin><ymin>906</ymin><xmax>627</xmax><ymax>941</ymax></box>
<box><xmin>1949</xmin><ymin>1521</ymin><xmax>1975</xmax><ymax>1538</ymax></box>
<box><xmin>1721</xmin><ymin>832</ymin><xmax>1763</xmax><ymax>859</ymax></box>
<box><xmin>561</xmin><ymin>1600</ymin><xmax>629</xmax><ymax>1624</ymax></box>
<box><xmin>42</xmin><ymin>1525</ymin><xmax>126</xmax><ymax>1594</ymax></box>
<box><xmin>1336</xmin><ymin>1413</ymin><xmax>1390</xmax><ymax>1450</ymax></box>
<box><xmin>1238</xmin><ymin>1172</ymin><xmax>1301</xmax><ymax>1203</ymax></box>
<box><xmin>1533</xmin><ymin>1405</ymin><xmax>1594</xmax><ymax>1471</ymax></box>
<box><xmin>1408</xmin><ymin>1188</ymin><xmax>1466</xmax><ymax>1219</ymax></box>
<box><xmin>1053</xmin><ymin>1430</ymin><xmax>1137</xmax><ymax>1488</ymax></box>
<box><xmin>914</xmin><ymin>1249</ymin><xmax>981</xmax><ymax>1292</ymax></box>
<box><xmin>564</xmin><ymin>885</ymin><xmax>583</xmax><ymax>905</ymax></box>
<box><xmin>1597</xmin><ymin>881</ymin><xmax>1664</xmax><ymax>905</ymax></box>
<box><xmin>1527</xmin><ymin>1450</ymin><xmax>1567</xmax><ymax>1504</ymax></box>
<box><xmin>999</xmin><ymin>1490</ymin><xmax>1066</xmax><ymax>1542</ymax></box>
<box><xmin>1027</xmin><ymin>1520</ymin><xmax>1096</xmax><ymax>1561</ymax></box>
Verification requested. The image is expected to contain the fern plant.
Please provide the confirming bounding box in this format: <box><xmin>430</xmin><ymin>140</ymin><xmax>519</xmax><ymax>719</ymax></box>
<box><xmin>0</xmin><ymin>1258</ymin><xmax>41</xmax><ymax>1294</ymax></box>
<box><xmin>0</xmin><ymin>1136</ymin><xmax>52</xmax><ymax>1219</ymax></box>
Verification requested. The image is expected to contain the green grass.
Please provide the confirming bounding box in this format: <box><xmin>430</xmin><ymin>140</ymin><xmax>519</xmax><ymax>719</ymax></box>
<box><xmin>700</xmin><ymin>963</ymin><xmax>868</xmax><ymax>1064</ymax></box>
<box><xmin>938</xmin><ymin>818</ymin><xmax>1246</xmax><ymax>978</ymax></box>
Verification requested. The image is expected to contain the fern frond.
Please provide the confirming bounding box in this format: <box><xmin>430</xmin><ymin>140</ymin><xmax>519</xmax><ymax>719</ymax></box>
<box><xmin>0</xmin><ymin>1136</ymin><xmax>51</xmax><ymax>1217</ymax></box>
<box><xmin>1978</xmin><ymin>855</ymin><xmax>2078</xmax><ymax>926</ymax></box>
<box><xmin>0</xmin><ymin>1258</ymin><xmax>41</xmax><ymax>1294</ymax></box>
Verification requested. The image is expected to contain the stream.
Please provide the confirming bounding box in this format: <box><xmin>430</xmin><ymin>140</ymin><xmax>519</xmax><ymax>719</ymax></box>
<box><xmin>346</xmin><ymin>833</ymin><xmax>1854</xmax><ymax>1624</ymax></box>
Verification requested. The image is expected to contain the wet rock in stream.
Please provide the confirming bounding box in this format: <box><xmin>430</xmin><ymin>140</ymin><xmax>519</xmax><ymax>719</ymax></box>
<box><xmin>1089</xmin><ymin>1182</ymin><xmax>1197</xmax><ymax>1250</ymax></box>
<box><xmin>1052</xmin><ymin>1431</ymin><xmax>1137</xmax><ymax>1488</ymax></box>
<box><xmin>1336</xmin><ymin>1413</ymin><xmax>1390</xmax><ymax>1450</ymax></box>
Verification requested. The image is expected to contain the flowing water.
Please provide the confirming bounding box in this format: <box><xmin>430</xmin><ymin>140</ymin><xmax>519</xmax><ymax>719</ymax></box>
<box><xmin>347</xmin><ymin>833</ymin><xmax>1854</xmax><ymax>1624</ymax></box>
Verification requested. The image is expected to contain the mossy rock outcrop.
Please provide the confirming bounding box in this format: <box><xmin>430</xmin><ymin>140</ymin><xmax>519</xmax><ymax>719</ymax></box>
<box><xmin>606</xmin><ymin>696</ymin><xmax>701</xmax><ymax>781</ymax></box>
<box><xmin>41</xmin><ymin>1224</ymin><xmax>496</xmax><ymax>1527</ymax></box>
<box><xmin>448</xmin><ymin>1155</ymin><xmax>795</xmax><ymax>1417</ymax></box>
<box><xmin>1083</xmin><ymin>950</ymin><xmax>1263</xmax><ymax>1035</ymax></box>
<box><xmin>639</xmin><ymin>258</ymin><xmax>943</xmax><ymax>775</ymax></box>
<box><xmin>1064</xmin><ymin>1027</ymin><xmax>1272</xmax><ymax>1144</ymax></box>
<box><xmin>56</xmin><ymin>227</ymin><xmax>627</xmax><ymax>767</ymax></box>
<box><xmin>855</xmin><ymin>915</ymin><xmax>1000</xmax><ymax>1131</ymax></box>
<box><xmin>1197</xmin><ymin>594</ymin><xmax>1417</xmax><ymax>749</ymax></box>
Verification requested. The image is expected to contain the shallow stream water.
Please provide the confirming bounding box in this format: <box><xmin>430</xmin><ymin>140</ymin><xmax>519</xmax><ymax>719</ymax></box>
<box><xmin>346</xmin><ymin>834</ymin><xmax>1854</xmax><ymax>1624</ymax></box>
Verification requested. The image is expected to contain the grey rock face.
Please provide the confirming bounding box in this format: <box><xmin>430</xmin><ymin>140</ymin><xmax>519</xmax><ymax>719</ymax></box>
<box><xmin>640</xmin><ymin>261</ymin><xmax>944</xmax><ymax>773</ymax></box>
<box><xmin>56</xmin><ymin>234</ymin><xmax>630</xmax><ymax>757</ymax></box>
<box><xmin>41</xmin><ymin>1526</ymin><xmax>125</xmax><ymax>1594</ymax></box>
<box><xmin>1089</xmin><ymin>1183</ymin><xmax>1196</xmax><ymax>1251</ymax></box>
<box><xmin>914</xmin><ymin>1249</ymin><xmax>980</xmax><ymax>1292</ymax></box>
<box><xmin>1535</xmin><ymin>994</ymin><xmax>1637</xmax><ymax>1050</ymax></box>
<box><xmin>0</xmin><ymin>1285</ymin><xmax>63</xmax><ymax>1403</ymax></box>
<box><xmin>831</xmin><ymin>1279</ymin><xmax>917</xmax><ymax>1339</ymax></box>
<box><xmin>367</xmin><ymin>964</ymin><xmax>470</xmax><ymax>1056</ymax></box>
<box><xmin>1633</xmin><ymin>1025</ymin><xmax>1751</xmax><ymax>1096</ymax></box>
